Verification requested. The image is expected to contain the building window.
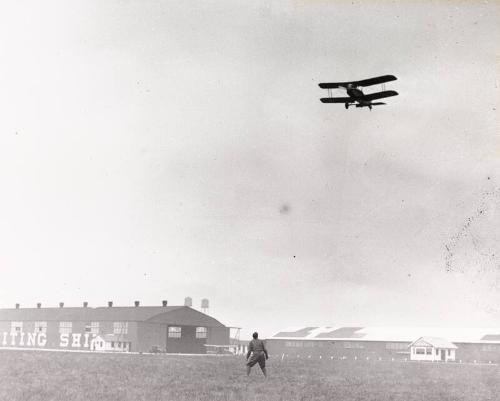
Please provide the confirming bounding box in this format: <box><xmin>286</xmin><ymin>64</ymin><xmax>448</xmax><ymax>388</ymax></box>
<box><xmin>168</xmin><ymin>326</ymin><xmax>182</xmax><ymax>338</ymax></box>
<box><xmin>59</xmin><ymin>322</ymin><xmax>72</xmax><ymax>334</ymax></box>
<box><xmin>85</xmin><ymin>322</ymin><xmax>99</xmax><ymax>334</ymax></box>
<box><xmin>386</xmin><ymin>342</ymin><xmax>409</xmax><ymax>350</ymax></box>
<box><xmin>447</xmin><ymin>349</ymin><xmax>451</xmax><ymax>356</ymax></box>
<box><xmin>415</xmin><ymin>348</ymin><xmax>425</xmax><ymax>355</ymax></box>
<box><xmin>10</xmin><ymin>321</ymin><xmax>23</xmax><ymax>334</ymax></box>
<box><xmin>343</xmin><ymin>342</ymin><xmax>365</xmax><ymax>349</ymax></box>
<box><xmin>113</xmin><ymin>322</ymin><xmax>128</xmax><ymax>334</ymax></box>
<box><xmin>285</xmin><ymin>341</ymin><xmax>303</xmax><ymax>347</ymax></box>
<box><xmin>426</xmin><ymin>348</ymin><xmax>432</xmax><ymax>355</ymax></box>
<box><xmin>196</xmin><ymin>327</ymin><xmax>207</xmax><ymax>339</ymax></box>
<box><xmin>482</xmin><ymin>345</ymin><xmax>500</xmax><ymax>352</ymax></box>
<box><xmin>34</xmin><ymin>321</ymin><xmax>47</xmax><ymax>333</ymax></box>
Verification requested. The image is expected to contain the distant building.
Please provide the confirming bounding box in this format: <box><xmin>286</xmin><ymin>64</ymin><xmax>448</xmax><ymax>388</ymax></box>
<box><xmin>267</xmin><ymin>326</ymin><xmax>500</xmax><ymax>363</ymax></box>
<box><xmin>409</xmin><ymin>337</ymin><xmax>457</xmax><ymax>362</ymax></box>
<box><xmin>92</xmin><ymin>334</ymin><xmax>131</xmax><ymax>352</ymax></box>
<box><xmin>0</xmin><ymin>302</ymin><xmax>229</xmax><ymax>354</ymax></box>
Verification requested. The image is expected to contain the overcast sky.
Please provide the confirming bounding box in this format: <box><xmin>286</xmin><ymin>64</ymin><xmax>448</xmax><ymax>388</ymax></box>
<box><xmin>0</xmin><ymin>1</ymin><xmax>499</xmax><ymax>338</ymax></box>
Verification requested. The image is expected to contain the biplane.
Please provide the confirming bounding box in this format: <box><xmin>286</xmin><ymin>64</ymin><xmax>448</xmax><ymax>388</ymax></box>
<box><xmin>204</xmin><ymin>344</ymin><xmax>240</xmax><ymax>355</ymax></box>
<box><xmin>319</xmin><ymin>75</ymin><xmax>398</xmax><ymax>110</ymax></box>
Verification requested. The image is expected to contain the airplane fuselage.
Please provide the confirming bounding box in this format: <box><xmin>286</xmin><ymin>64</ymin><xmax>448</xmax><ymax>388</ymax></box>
<box><xmin>346</xmin><ymin>87</ymin><xmax>364</xmax><ymax>99</ymax></box>
<box><xmin>345</xmin><ymin>86</ymin><xmax>373</xmax><ymax>107</ymax></box>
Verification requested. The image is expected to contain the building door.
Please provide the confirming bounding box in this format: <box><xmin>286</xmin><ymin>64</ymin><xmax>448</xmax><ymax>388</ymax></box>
<box><xmin>440</xmin><ymin>350</ymin><xmax>446</xmax><ymax>361</ymax></box>
<box><xmin>166</xmin><ymin>326</ymin><xmax>206</xmax><ymax>354</ymax></box>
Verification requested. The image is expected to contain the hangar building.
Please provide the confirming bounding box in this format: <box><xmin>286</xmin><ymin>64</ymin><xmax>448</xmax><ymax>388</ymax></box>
<box><xmin>0</xmin><ymin>301</ymin><xmax>229</xmax><ymax>354</ymax></box>
<box><xmin>267</xmin><ymin>326</ymin><xmax>500</xmax><ymax>363</ymax></box>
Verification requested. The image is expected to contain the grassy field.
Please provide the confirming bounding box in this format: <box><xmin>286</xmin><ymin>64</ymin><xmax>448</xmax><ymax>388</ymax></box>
<box><xmin>0</xmin><ymin>350</ymin><xmax>499</xmax><ymax>401</ymax></box>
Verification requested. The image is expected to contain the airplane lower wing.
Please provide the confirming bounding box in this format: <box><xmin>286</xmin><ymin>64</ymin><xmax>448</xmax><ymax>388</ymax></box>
<box><xmin>320</xmin><ymin>97</ymin><xmax>352</xmax><ymax>103</ymax></box>
<box><xmin>363</xmin><ymin>90</ymin><xmax>398</xmax><ymax>101</ymax></box>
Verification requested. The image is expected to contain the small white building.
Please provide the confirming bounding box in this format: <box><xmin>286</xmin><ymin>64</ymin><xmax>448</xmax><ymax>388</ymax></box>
<box><xmin>92</xmin><ymin>334</ymin><xmax>131</xmax><ymax>352</ymax></box>
<box><xmin>409</xmin><ymin>337</ymin><xmax>457</xmax><ymax>362</ymax></box>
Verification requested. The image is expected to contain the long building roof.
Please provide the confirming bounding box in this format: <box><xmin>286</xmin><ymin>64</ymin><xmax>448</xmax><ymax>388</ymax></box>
<box><xmin>410</xmin><ymin>337</ymin><xmax>458</xmax><ymax>349</ymax></box>
<box><xmin>271</xmin><ymin>326</ymin><xmax>500</xmax><ymax>344</ymax></box>
<box><xmin>0</xmin><ymin>306</ymin><xmax>226</xmax><ymax>327</ymax></box>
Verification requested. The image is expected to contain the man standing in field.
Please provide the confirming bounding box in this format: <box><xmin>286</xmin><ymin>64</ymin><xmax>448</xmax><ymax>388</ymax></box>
<box><xmin>246</xmin><ymin>332</ymin><xmax>268</xmax><ymax>377</ymax></box>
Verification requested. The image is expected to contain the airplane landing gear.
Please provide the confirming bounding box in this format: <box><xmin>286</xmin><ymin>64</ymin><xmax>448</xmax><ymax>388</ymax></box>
<box><xmin>345</xmin><ymin>103</ymin><xmax>349</xmax><ymax>109</ymax></box>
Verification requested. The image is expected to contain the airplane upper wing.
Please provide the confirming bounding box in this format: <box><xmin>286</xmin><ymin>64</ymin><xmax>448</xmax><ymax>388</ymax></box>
<box><xmin>320</xmin><ymin>97</ymin><xmax>352</xmax><ymax>103</ymax></box>
<box><xmin>319</xmin><ymin>75</ymin><xmax>397</xmax><ymax>89</ymax></box>
<box><xmin>362</xmin><ymin>90</ymin><xmax>398</xmax><ymax>101</ymax></box>
<box><xmin>319</xmin><ymin>82</ymin><xmax>351</xmax><ymax>89</ymax></box>
<box><xmin>353</xmin><ymin>75</ymin><xmax>397</xmax><ymax>87</ymax></box>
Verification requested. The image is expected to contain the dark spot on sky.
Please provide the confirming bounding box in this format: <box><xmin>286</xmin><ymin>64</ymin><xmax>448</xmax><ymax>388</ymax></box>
<box><xmin>280</xmin><ymin>204</ymin><xmax>290</xmax><ymax>214</ymax></box>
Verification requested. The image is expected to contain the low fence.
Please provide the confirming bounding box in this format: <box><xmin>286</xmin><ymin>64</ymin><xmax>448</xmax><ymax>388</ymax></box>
<box><xmin>276</xmin><ymin>353</ymin><xmax>498</xmax><ymax>366</ymax></box>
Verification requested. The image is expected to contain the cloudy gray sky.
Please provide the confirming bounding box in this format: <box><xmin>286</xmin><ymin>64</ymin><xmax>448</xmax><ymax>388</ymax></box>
<box><xmin>0</xmin><ymin>1</ymin><xmax>499</xmax><ymax>338</ymax></box>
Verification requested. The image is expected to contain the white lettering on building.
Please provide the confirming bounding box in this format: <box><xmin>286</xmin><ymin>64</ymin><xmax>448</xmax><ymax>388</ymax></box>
<box><xmin>19</xmin><ymin>332</ymin><xmax>25</xmax><ymax>346</ymax></box>
<box><xmin>71</xmin><ymin>333</ymin><xmax>82</xmax><ymax>348</ymax></box>
<box><xmin>0</xmin><ymin>331</ymin><xmax>97</xmax><ymax>349</ymax></box>
<box><xmin>27</xmin><ymin>333</ymin><xmax>37</xmax><ymax>347</ymax></box>
<box><xmin>60</xmin><ymin>333</ymin><xmax>69</xmax><ymax>347</ymax></box>
<box><xmin>38</xmin><ymin>332</ymin><xmax>47</xmax><ymax>347</ymax></box>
